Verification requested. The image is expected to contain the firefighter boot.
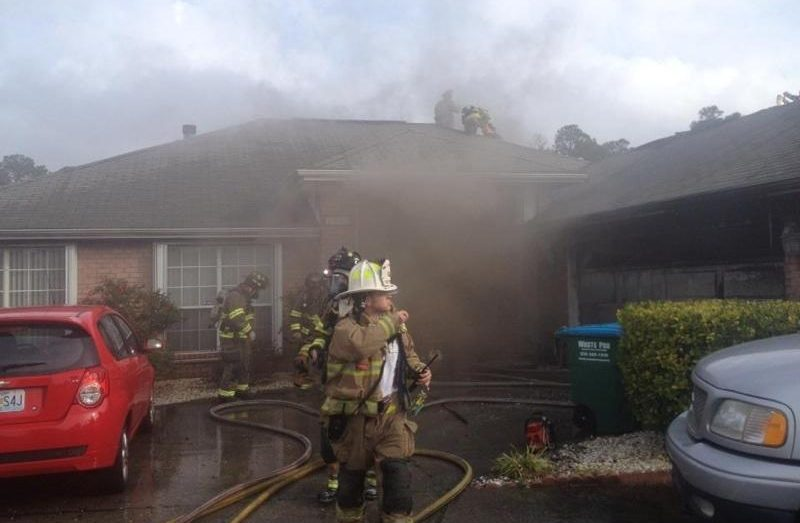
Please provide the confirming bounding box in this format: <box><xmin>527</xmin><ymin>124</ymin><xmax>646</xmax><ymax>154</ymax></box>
<box><xmin>235</xmin><ymin>383</ymin><xmax>254</xmax><ymax>399</ymax></box>
<box><xmin>216</xmin><ymin>388</ymin><xmax>237</xmax><ymax>402</ymax></box>
<box><xmin>336</xmin><ymin>504</ymin><xmax>365</xmax><ymax>523</ymax></box>
<box><xmin>293</xmin><ymin>373</ymin><xmax>314</xmax><ymax>390</ymax></box>
<box><xmin>317</xmin><ymin>474</ymin><xmax>338</xmax><ymax>504</ymax></box>
<box><xmin>364</xmin><ymin>469</ymin><xmax>378</xmax><ymax>501</ymax></box>
<box><xmin>336</xmin><ymin>467</ymin><xmax>366</xmax><ymax>522</ymax></box>
<box><xmin>380</xmin><ymin>459</ymin><xmax>412</xmax><ymax>523</ymax></box>
<box><xmin>381</xmin><ymin>513</ymin><xmax>412</xmax><ymax>523</ymax></box>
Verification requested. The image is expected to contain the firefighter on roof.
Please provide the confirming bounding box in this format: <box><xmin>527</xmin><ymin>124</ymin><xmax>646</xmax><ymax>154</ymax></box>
<box><xmin>461</xmin><ymin>105</ymin><xmax>497</xmax><ymax>137</ymax></box>
<box><xmin>216</xmin><ymin>271</ymin><xmax>268</xmax><ymax>400</ymax></box>
<box><xmin>323</xmin><ymin>259</ymin><xmax>432</xmax><ymax>523</ymax></box>
<box><xmin>434</xmin><ymin>89</ymin><xmax>459</xmax><ymax>129</ymax></box>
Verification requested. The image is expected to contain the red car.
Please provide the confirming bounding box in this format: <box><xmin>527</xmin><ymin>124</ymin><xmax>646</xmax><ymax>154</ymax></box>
<box><xmin>0</xmin><ymin>306</ymin><xmax>157</xmax><ymax>492</ymax></box>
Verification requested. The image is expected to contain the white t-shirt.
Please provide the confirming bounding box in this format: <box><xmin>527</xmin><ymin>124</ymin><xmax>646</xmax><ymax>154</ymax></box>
<box><xmin>378</xmin><ymin>339</ymin><xmax>400</xmax><ymax>399</ymax></box>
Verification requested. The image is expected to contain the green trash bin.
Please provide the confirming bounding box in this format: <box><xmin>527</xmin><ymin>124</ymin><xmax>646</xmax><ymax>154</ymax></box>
<box><xmin>555</xmin><ymin>322</ymin><xmax>636</xmax><ymax>435</ymax></box>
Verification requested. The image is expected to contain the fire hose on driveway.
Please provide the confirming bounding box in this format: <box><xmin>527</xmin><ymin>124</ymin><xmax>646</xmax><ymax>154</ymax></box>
<box><xmin>168</xmin><ymin>389</ymin><xmax>574</xmax><ymax>523</ymax></box>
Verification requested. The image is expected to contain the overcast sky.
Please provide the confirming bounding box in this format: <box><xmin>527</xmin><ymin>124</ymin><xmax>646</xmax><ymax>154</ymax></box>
<box><xmin>2</xmin><ymin>0</ymin><xmax>799</xmax><ymax>170</ymax></box>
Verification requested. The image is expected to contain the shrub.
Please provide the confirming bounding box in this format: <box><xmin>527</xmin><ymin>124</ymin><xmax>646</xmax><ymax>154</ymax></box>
<box><xmin>492</xmin><ymin>446</ymin><xmax>553</xmax><ymax>481</ymax></box>
<box><xmin>146</xmin><ymin>348</ymin><xmax>176</xmax><ymax>378</ymax></box>
<box><xmin>617</xmin><ymin>300</ymin><xmax>800</xmax><ymax>429</ymax></box>
<box><xmin>82</xmin><ymin>278</ymin><xmax>182</xmax><ymax>341</ymax></box>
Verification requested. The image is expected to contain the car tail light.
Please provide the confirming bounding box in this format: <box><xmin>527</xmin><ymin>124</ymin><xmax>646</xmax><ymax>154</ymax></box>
<box><xmin>75</xmin><ymin>367</ymin><xmax>109</xmax><ymax>408</ymax></box>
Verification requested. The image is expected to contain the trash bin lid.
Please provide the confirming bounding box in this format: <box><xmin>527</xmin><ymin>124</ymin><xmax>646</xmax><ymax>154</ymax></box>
<box><xmin>555</xmin><ymin>322</ymin><xmax>622</xmax><ymax>338</ymax></box>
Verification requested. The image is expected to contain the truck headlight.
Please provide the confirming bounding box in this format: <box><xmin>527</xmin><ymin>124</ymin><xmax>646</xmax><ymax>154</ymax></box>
<box><xmin>710</xmin><ymin>399</ymin><xmax>788</xmax><ymax>447</ymax></box>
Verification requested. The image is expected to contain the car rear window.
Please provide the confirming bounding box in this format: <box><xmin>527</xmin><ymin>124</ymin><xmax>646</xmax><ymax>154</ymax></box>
<box><xmin>0</xmin><ymin>323</ymin><xmax>99</xmax><ymax>377</ymax></box>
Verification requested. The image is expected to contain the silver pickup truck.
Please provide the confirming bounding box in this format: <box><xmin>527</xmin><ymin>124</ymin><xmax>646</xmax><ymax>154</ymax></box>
<box><xmin>667</xmin><ymin>333</ymin><xmax>800</xmax><ymax>523</ymax></box>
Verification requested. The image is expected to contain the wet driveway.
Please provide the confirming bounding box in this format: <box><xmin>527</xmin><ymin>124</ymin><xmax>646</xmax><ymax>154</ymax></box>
<box><xmin>0</xmin><ymin>386</ymin><xmax>697</xmax><ymax>522</ymax></box>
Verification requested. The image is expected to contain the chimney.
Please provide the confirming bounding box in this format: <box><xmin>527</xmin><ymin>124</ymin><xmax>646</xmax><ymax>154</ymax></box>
<box><xmin>182</xmin><ymin>124</ymin><xmax>197</xmax><ymax>139</ymax></box>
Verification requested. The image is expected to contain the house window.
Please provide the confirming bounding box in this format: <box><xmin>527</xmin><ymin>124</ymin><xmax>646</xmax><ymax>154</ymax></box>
<box><xmin>158</xmin><ymin>244</ymin><xmax>278</xmax><ymax>352</ymax></box>
<box><xmin>0</xmin><ymin>246</ymin><xmax>77</xmax><ymax>307</ymax></box>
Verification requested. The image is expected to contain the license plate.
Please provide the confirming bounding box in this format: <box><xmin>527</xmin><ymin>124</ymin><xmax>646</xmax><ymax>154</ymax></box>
<box><xmin>0</xmin><ymin>389</ymin><xmax>25</xmax><ymax>413</ymax></box>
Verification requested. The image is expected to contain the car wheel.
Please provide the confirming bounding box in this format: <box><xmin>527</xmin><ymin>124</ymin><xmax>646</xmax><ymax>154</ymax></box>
<box><xmin>140</xmin><ymin>391</ymin><xmax>155</xmax><ymax>433</ymax></box>
<box><xmin>98</xmin><ymin>427</ymin><xmax>129</xmax><ymax>493</ymax></box>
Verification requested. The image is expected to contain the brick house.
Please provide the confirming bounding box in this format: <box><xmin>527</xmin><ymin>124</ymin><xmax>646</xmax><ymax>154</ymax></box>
<box><xmin>0</xmin><ymin>118</ymin><xmax>586</xmax><ymax>372</ymax></box>
<box><xmin>531</xmin><ymin>102</ymin><xmax>800</xmax><ymax>350</ymax></box>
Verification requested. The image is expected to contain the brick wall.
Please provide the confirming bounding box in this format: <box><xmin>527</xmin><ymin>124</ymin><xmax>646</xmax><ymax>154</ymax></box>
<box><xmin>77</xmin><ymin>241</ymin><xmax>153</xmax><ymax>299</ymax></box>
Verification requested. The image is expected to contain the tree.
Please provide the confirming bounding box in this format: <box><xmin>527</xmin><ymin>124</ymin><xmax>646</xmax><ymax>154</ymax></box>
<box><xmin>530</xmin><ymin>133</ymin><xmax>550</xmax><ymax>151</ymax></box>
<box><xmin>600</xmin><ymin>138</ymin><xmax>630</xmax><ymax>156</ymax></box>
<box><xmin>0</xmin><ymin>154</ymin><xmax>49</xmax><ymax>186</ymax></box>
<box><xmin>553</xmin><ymin>124</ymin><xmax>629</xmax><ymax>161</ymax></box>
<box><xmin>690</xmin><ymin>106</ymin><xmax>741</xmax><ymax>132</ymax></box>
<box><xmin>554</xmin><ymin>124</ymin><xmax>598</xmax><ymax>159</ymax></box>
<box><xmin>698</xmin><ymin>105</ymin><xmax>723</xmax><ymax>122</ymax></box>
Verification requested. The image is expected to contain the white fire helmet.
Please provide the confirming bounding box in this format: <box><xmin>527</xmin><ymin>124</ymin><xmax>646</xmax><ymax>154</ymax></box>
<box><xmin>335</xmin><ymin>259</ymin><xmax>398</xmax><ymax>299</ymax></box>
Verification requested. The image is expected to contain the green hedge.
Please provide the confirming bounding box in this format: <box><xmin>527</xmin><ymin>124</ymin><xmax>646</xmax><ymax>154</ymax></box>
<box><xmin>617</xmin><ymin>300</ymin><xmax>800</xmax><ymax>429</ymax></box>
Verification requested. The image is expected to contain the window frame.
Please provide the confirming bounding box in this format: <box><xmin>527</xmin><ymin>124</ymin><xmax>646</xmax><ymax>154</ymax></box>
<box><xmin>154</xmin><ymin>242</ymin><xmax>282</xmax><ymax>350</ymax></box>
<box><xmin>0</xmin><ymin>244</ymin><xmax>77</xmax><ymax>307</ymax></box>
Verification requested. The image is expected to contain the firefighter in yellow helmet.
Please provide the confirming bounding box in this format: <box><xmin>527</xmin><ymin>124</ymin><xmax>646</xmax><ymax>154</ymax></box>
<box><xmin>286</xmin><ymin>248</ymin><xmax>381</xmax><ymax>505</ymax></box>
<box><xmin>461</xmin><ymin>105</ymin><xmax>497</xmax><ymax>137</ymax></box>
<box><xmin>217</xmin><ymin>271</ymin><xmax>268</xmax><ymax>400</ymax></box>
<box><xmin>323</xmin><ymin>259</ymin><xmax>432</xmax><ymax>523</ymax></box>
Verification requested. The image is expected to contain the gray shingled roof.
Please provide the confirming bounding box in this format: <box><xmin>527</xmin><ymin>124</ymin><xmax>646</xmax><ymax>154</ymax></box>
<box><xmin>0</xmin><ymin>119</ymin><xmax>586</xmax><ymax>237</ymax></box>
<box><xmin>539</xmin><ymin>103</ymin><xmax>800</xmax><ymax>222</ymax></box>
<box><xmin>310</xmin><ymin>123</ymin><xmax>587</xmax><ymax>174</ymax></box>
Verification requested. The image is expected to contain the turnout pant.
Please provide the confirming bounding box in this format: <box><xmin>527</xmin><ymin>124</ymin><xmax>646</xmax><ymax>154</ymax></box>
<box><xmin>219</xmin><ymin>338</ymin><xmax>252</xmax><ymax>393</ymax></box>
<box><xmin>331</xmin><ymin>408</ymin><xmax>417</xmax><ymax>523</ymax></box>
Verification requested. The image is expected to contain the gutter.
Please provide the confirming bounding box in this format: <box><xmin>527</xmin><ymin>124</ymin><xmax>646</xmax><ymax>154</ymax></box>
<box><xmin>297</xmin><ymin>169</ymin><xmax>588</xmax><ymax>183</ymax></box>
<box><xmin>0</xmin><ymin>227</ymin><xmax>320</xmax><ymax>241</ymax></box>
